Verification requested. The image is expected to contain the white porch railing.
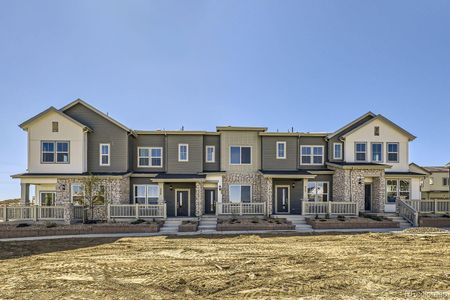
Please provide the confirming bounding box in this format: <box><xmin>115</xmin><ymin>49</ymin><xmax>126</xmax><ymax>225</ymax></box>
<box><xmin>404</xmin><ymin>199</ymin><xmax>450</xmax><ymax>214</ymax></box>
<box><xmin>398</xmin><ymin>199</ymin><xmax>418</xmax><ymax>227</ymax></box>
<box><xmin>302</xmin><ymin>201</ymin><xmax>358</xmax><ymax>216</ymax></box>
<box><xmin>73</xmin><ymin>206</ymin><xmax>84</xmax><ymax>220</ymax></box>
<box><xmin>0</xmin><ymin>206</ymin><xmax>65</xmax><ymax>221</ymax></box>
<box><xmin>108</xmin><ymin>204</ymin><xmax>166</xmax><ymax>219</ymax></box>
<box><xmin>217</xmin><ymin>202</ymin><xmax>266</xmax><ymax>215</ymax></box>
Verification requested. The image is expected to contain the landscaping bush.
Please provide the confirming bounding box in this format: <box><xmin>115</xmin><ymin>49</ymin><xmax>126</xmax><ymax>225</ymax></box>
<box><xmin>45</xmin><ymin>222</ymin><xmax>58</xmax><ymax>228</ymax></box>
<box><xmin>16</xmin><ymin>223</ymin><xmax>30</xmax><ymax>228</ymax></box>
<box><xmin>130</xmin><ymin>219</ymin><xmax>146</xmax><ymax>225</ymax></box>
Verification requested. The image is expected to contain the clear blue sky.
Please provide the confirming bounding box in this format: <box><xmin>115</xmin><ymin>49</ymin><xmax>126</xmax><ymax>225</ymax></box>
<box><xmin>1</xmin><ymin>1</ymin><xmax>449</xmax><ymax>199</ymax></box>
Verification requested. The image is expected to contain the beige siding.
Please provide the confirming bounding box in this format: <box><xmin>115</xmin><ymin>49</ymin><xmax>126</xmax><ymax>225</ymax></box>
<box><xmin>220</xmin><ymin>131</ymin><xmax>261</xmax><ymax>173</ymax></box>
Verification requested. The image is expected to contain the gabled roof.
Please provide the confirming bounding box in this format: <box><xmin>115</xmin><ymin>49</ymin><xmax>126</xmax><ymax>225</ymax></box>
<box><xmin>327</xmin><ymin>112</ymin><xmax>376</xmax><ymax>139</ymax></box>
<box><xmin>19</xmin><ymin>106</ymin><xmax>93</xmax><ymax>132</ymax></box>
<box><xmin>408</xmin><ymin>163</ymin><xmax>430</xmax><ymax>175</ymax></box>
<box><xmin>422</xmin><ymin>166</ymin><xmax>450</xmax><ymax>173</ymax></box>
<box><xmin>341</xmin><ymin>114</ymin><xmax>416</xmax><ymax>141</ymax></box>
<box><xmin>60</xmin><ymin>98</ymin><xmax>135</xmax><ymax>135</ymax></box>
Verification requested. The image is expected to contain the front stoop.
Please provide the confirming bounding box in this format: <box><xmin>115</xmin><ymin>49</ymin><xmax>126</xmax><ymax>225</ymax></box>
<box><xmin>382</xmin><ymin>213</ymin><xmax>413</xmax><ymax>229</ymax></box>
<box><xmin>273</xmin><ymin>215</ymin><xmax>313</xmax><ymax>232</ymax></box>
<box><xmin>199</xmin><ymin>215</ymin><xmax>217</xmax><ymax>233</ymax></box>
<box><xmin>160</xmin><ymin>218</ymin><xmax>196</xmax><ymax>234</ymax></box>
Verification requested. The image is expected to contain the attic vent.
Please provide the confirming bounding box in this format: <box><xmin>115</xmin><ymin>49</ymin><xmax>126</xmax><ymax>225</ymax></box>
<box><xmin>52</xmin><ymin>121</ymin><xmax>59</xmax><ymax>133</ymax></box>
<box><xmin>374</xmin><ymin>126</ymin><xmax>380</xmax><ymax>136</ymax></box>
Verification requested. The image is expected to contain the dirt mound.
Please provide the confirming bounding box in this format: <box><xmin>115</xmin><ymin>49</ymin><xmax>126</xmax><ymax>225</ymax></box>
<box><xmin>402</xmin><ymin>227</ymin><xmax>448</xmax><ymax>234</ymax></box>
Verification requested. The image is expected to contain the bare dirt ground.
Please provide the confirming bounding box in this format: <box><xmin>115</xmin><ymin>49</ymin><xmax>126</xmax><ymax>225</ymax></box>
<box><xmin>0</xmin><ymin>232</ymin><xmax>449</xmax><ymax>299</ymax></box>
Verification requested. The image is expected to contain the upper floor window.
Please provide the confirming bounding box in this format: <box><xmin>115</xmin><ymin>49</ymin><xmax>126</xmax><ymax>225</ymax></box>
<box><xmin>333</xmin><ymin>143</ymin><xmax>342</xmax><ymax>160</ymax></box>
<box><xmin>443</xmin><ymin>178</ymin><xmax>449</xmax><ymax>186</ymax></box>
<box><xmin>178</xmin><ymin>144</ymin><xmax>189</xmax><ymax>162</ymax></box>
<box><xmin>41</xmin><ymin>141</ymin><xmax>69</xmax><ymax>164</ymax></box>
<box><xmin>371</xmin><ymin>143</ymin><xmax>383</xmax><ymax>162</ymax></box>
<box><xmin>99</xmin><ymin>144</ymin><xmax>110</xmax><ymax>166</ymax></box>
<box><xmin>307</xmin><ymin>182</ymin><xmax>329</xmax><ymax>201</ymax></box>
<box><xmin>387</xmin><ymin>143</ymin><xmax>399</xmax><ymax>162</ymax></box>
<box><xmin>300</xmin><ymin>146</ymin><xmax>324</xmax><ymax>165</ymax></box>
<box><xmin>52</xmin><ymin>121</ymin><xmax>59</xmax><ymax>132</ymax></box>
<box><xmin>205</xmin><ymin>146</ymin><xmax>215</xmax><ymax>163</ymax></box>
<box><xmin>229</xmin><ymin>184</ymin><xmax>252</xmax><ymax>203</ymax></box>
<box><xmin>230</xmin><ymin>146</ymin><xmax>251</xmax><ymax>165</ymax></box>
<box><xmin>374</xmin><ymin>126</ymin><xmax>380</xmax><ymax>136</ymax></box>
<box><xmin>355</xmin><ymin>142</ymin><xmax>367</xmax><ymax>162</ymax></box>
<box><xmin>276</xmin><ymin>141</ymin><xmax>286</xmax><ymax>159</ymax></box>
<box><xmin>138</xmin><ymin>147</ymin><xmax>163</xmax><ymax>167</ymax></box>
<box><xmin>429</xmin><ymin>177</ymin><xmax>434</xmax><ymax>185</ymax></box>
<box><xmin>134</xmin><ymin>184</ymin><xmax>160</xmax><ymax>204</ymax></box>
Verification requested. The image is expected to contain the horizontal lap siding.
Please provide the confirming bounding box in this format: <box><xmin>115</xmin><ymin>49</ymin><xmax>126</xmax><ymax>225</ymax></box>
<box><xmin>298</xmin><ymin>136</ymin><xmax>328</xmax><ymax>170</ymax></box>
<box><xmin>164</xmin><ymin>183</ymin><xmax>196</xmax><ymax>217</ymax></box>
<box><xmin>272</xmin><ymin>179</ymin><xmax>304</xmax><ymax>214</ymax></box>
<box><xmin>203</xmin><ymin>135</ymin><xmax>220</xmax><ymax>172</ymax></box>
<box><xmin>131</xmin><ymin>134</ymin><xmax>166</xmax><ymax>173</ymax></box>
<box><xmin>262</xmin><ymin>136</ymin><xmax>298</xmax><ymax>170</ymax></box>
<box><xmin>167</xmin><ymin>135</ymin><xmax>203</xmax><ymax>174</ymax></box>
<box><xmin>64</xmin><ymin>104</ymin><xmax>129</xmax><ymax>173</ymax></box>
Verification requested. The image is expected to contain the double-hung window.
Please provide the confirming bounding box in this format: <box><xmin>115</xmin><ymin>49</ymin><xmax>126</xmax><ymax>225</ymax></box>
<box><xmin>387</xmin><ymin>143</ymin><xmax>399</xmax><ymax>162</ymax></box>
<box><xmin>178</xmin><ymin>144</ymin><xmax>189</xmax><ymax>162</ymax></box>
<box><xmin>300</xmin><ymin>146</ymin><xmax>324</xmax><ymax>165</ymax></box>
<box><xmin>229</xmin><ymin>185</ymin><xmax>252</xmax><ymax>203</ymax></box>
<box><xmin>41</xmin><ymin>141</ymin><xmax>69</xmax><ymax>163</ymax></box>
<box><xmin>307</xmin><ymin>182</ymin><xmax>329</xmax><ymax>202</ymax></box>
<box><xmin>386</xmin><ymin>179</ymin><xmax>410</xmax><ymax>203</ymax></box>
<box><xmin>205</xmin><ymin>146</ymin><xmax>215</xmax><ymax>163</ymax></box>
<box><xmin>138</xmin><ymin>147</ymin><xmax>163</xmax><ymax>167</ymax></box>
<box><xmin>71</xmin><ymin>184</ymin><xmax>84</xmax><ymax>206</ymax></box>
<box><xmin>100</xmin><ymin>144</ymin><xmax>110</xmax><ymax>166</ymax></box>
<box><xmin>230</xmin><ymin>146</ymin><xmax>251</xmax><ymax>165</ymax></box>
<box><xmin>276</xmin><ymin>142</ymin><xmax>286</xmax><ymax>159</ymax></box>
<box><xmin>355</xmin><ymin>142</ymin><xmax>367</xmax><ymax>162</ymax></box>
<box><xmin>333</xmin><ymin>143</ymin><xmax>342</xmax><ymax>160</ymax></box>
<box><xmin>134</xmin><ymin>184</ymin><xmax>160</xmax><ymax>204</ymax></box>
<box><xmin>371</xmin><ymin>143</ymin><xmax>383</xmax><ymax>162</ymax></box>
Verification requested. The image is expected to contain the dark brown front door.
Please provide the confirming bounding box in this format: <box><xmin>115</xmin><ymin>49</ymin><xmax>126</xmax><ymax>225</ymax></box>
<box><xmin>176</xmin><ymin>190</ymin><xmax>189</xmax><ymax>216</ymax></box>
<box><xmin>364</xmin><ymin>184</ymin><xmax>372</xmax><ymax>211</ymax></box>
<box><xmin>276</xmin><ymin>186</ymin><xmax>289</xmax><ymax>213</ymax></box>
<box><xmin>204</xmin><ymin>189</ymin><xmax>216</xmax><ymax>214</ymax></box>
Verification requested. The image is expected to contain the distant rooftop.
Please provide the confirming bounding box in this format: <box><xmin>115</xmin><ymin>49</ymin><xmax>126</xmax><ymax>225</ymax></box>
<box><xmin>423</xmin><ymin>166</ymin><xmax>449</xmax><ymax>173</ymax></box>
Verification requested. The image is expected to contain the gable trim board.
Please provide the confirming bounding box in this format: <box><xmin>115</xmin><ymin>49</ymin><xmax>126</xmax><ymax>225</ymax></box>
<box><xmin>327</xmin><ymin>112</ymin><xmax>376</xmax><ymax>139</ymax></box>
<box><xmin>19</xmin><ymin>107</ymin><xmax>93</xmax><ymax>132</ymax></box>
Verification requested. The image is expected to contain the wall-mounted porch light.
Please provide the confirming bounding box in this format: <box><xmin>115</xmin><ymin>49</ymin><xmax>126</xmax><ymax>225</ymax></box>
<box><xmin>169</xmin><ymin>185</ymin><xmax>173</xmax><ymax>191</ymax></box>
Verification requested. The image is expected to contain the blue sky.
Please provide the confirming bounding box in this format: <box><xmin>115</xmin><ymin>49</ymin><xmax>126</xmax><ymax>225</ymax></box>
<box><xmin>0</xmin><ymin>1</ymin><xmax>449</xmax><ymax>199</ymax></box>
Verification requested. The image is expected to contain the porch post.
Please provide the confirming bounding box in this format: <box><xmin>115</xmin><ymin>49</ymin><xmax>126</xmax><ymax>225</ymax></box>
<box><xmin>20</xmin><ymin>183</ymin><xmax>30</xmax><ymax>206</ymax></box>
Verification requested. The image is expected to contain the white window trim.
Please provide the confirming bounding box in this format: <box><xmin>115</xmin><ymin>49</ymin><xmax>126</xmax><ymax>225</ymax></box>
<box><xmin>41</xmin><ymin>141</ymin><xmax>70</xmax><ymax>164</ymax></box>
<box><xmin>178</xmin><ymin>144</ymin><xmax>189</xmax><ymax>162</ymax></box>
<box><xmin>228</xmin><ymin>184</ymin><xmax>252</xmax><ymax>203</ymax></box>
<box><xmin>300</xmin><ymin>145</ymin><xmax>324</xmax><ymax>165</ymax></box>
<box><xmin>307</xmin><ymin>181</ymin><xmax>330</xmax><ymax>202</ymax></box>
<box><xmin>229</xmin><ymin>146</ymin><xmax>252</xmax><ymax>165</ymax></box>
<box><xmin>385</xmin><ymin>178</ymin><xmax>410</xmax><ymax>203</ymax></box>
<box><xmin>386</xmin><ymin>142</ymin><xmax>399</xmax><ymax>163</ymax></box>
<box><xmin>333</xmin><ymin>143</ymin><xmax>342</xmax><ymax>160</ymax></box>
<box><xmin>276</xmin><ymin>141</ymin><xmax>287</xmax><ymax>159</ymax></box>
<box><xmin>133</xmin><ymin>184</ymin><xmax>160</xmax><ymax>204</ymax></box>
<box><xmin>371</xmin><ymin>142</ymin><xmax>383</xmax><ymax>163</ymax></box>
<box><xmin>354</xmin><ymin>142</ymin><xmax>367</xmax><ymax>162</ymax></box>
<box><xmin>39</xmin><ymin>191</ymin><xmax>56</xmax><ymax>206</ymax></box>
<box><xmin>137</xmin><ymin>147</ymin><xmax>163</xmax><ymax>168</ymax></box>
<box><xmin>99</xmin><ymin>143</ymin><xmax>111</xmax><ymax>166</ymax></box>
<box><xmin>205</xmin><ymin>145</ymin><xmax>215</xmax><ymax>163</ymax></box>
<box><xmin>70</xmin><ymin>183</ymin><xmax>84</xmax><ymax>205</ymax></box>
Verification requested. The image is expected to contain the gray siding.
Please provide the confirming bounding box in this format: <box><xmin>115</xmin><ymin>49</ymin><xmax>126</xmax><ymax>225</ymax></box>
<box><xmin>272</xmin><ymin>179</ymin><xmax>304</xmax><ymax>214</ymax></box>
<box><xmin>203</xmin><ymin>135</ymin><xmax>220</xmax><ymax>172</ymax></box>
<box><xmin>64</xmin><ymin>103</ymin><xmax>129</xmax><ymax>173</ymax></box>
<box><xmin>167</xmin><ymin>135</ymin><xmax>203</xmax><ymax>174</ymax></box>
<box><xmin>164</xmin><ymin>183</ymin><xmax>196</xmax><ymax>217</ymax></box>
<box><xmin>262</xmin><ymin>136</ymin><xmax>298</xmax><ymax>170</ymax></box>
<box><xmin>298</xmin><ymin>136</ymin><xmax>328</xmax><ymax>170</ymax></box>
<box><xmin>131</xmin><ymin>134</ymin><xmax>166</xmax><ymax>173</ymax></box>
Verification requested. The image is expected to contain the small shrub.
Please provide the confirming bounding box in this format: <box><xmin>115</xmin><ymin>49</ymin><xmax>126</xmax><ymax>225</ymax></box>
<box><xmin>16</xmin><ymin>223</ymin><xmax>30</xmax><ymax>228</ymax></box>
<box><xmin>315</xmin><ymin>214</ymin><xmax>319</xmax><ymax>220</ymax></box>
<box><xmin>251</xmin><ymin>217</ymin><xmax>259</xmax><ymax>224</ymax></box>
<box><xmin>45</xmin><ymin>222</ymin><xmax>58</xmax><ymax>228</ymax></box>
<box><xmin>130</xmin><ymin>219</ymin><xmax>146</xmax><ymax>225</ymax></box>
<box><xmin>83</xmin><ymin>220</ymin><xmax>98</xmax><ymax>224</ymax></box>
<box><xmin>325</xmin><ymin>213</ymin><xmax>330</xmax><ymax>219</ymax></box>
<box><xmin>337</xmin><ymin>215</ymin><xmax>346</xmax><ymax>221</ymax></box>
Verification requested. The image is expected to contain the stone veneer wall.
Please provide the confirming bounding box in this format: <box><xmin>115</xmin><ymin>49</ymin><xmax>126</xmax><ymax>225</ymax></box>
<box><xmin>56</xmin><ymin>177</ymin><xmax>130</xmax><ymax>205</ymax></box>
<box><xmin>261</xmin><ymin>177</ymin><xmax>273</xmax><ymax>215</ymax></box>
<box><xmin>221</xmin><ymin>173</ymin><xmax>264</xmax><ymax>203</ymax></box>
<box><xmin>332</xmin><ymin>169</ymin><xmax>385</xmax><ymax>212</ymax></box>
<box><xmin>195</xmin><ymin>182</ymin><xmax>205</xmax><ymax>217</ymax></box>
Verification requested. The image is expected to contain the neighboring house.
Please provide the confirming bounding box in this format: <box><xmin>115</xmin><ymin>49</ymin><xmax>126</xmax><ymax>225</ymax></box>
<box><xmin>12</xmin><ymin>99</ymin><xmax>425</xmax><ymax>216</ymax></box>
<box><xmin>419</xmin><ymin>166</ymin><xmax>450</xmax><ymax>200</ymax></box>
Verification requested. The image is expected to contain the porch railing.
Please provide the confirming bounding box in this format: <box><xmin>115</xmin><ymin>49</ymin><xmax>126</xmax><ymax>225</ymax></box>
<box><xmin>404</xmin><ymin>199</ymin><xmax>450</xmax><ymax>214</ymax></box>
<box><xmin>217</xmin><ymin>202</ymin><xmax>266</xmax><ymax>215</ymax></box>
<box><xmin>73</xmin><ymin>206</ymin><xmax>84</xmax><ymax>220</ymax></box>
<box><xmin>398</xmin><ymin>199</ymin><xmax>418</xmax><ymax>227</ymax></box>
<box><xmin>302</xmin><ymin>201</ymin><xmax>358</xmax><ymax>216</ymax></box>
<box><xmin>108</xmin><ymin>204</ymin><xmax>167</xmax><ymax>219</ymax></box>
<box><xmin>0</xmin><ymin>206</ymin><xmax>65</xmax><ymax>222</ymax></box>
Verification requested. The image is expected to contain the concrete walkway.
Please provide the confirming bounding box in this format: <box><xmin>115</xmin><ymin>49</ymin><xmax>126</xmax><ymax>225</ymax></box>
<box><xmin>0</xmin><ymin>227</ymin><xmax>430</xmax><ymax>242</ymax></box>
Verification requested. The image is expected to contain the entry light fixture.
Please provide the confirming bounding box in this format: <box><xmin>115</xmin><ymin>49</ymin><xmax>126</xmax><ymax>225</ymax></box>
<box><xmin>218</xmin><ymin>185</ymin><xmax>222</xmax><ymax>191</ymax></box>
<box><xmin>169</xmin><ymin>185</ymin><xmax>173</xmax><ymax>190</ymax></box>
<box><xmin>292</xmin><ymin>182</ymin><xmax>295</xmax><ymax>189</ymax></box>
<box><xmin>357</xmin><ymin>176</ymin><xmax>363</xmax><ymax>185</ymax></box>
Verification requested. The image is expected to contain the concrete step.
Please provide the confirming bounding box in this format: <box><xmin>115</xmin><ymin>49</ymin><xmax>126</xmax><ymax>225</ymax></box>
<box><xmin>199</xmin><ymin>225</ymin><xmax>216</xmax><ymax>230</ymax></box>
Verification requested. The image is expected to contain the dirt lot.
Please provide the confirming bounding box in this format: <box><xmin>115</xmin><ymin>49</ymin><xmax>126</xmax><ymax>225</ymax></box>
<box><xmin>0</xmin><ymin>232</ymin><xmax>449</xmax><ymax>299</ymax></box>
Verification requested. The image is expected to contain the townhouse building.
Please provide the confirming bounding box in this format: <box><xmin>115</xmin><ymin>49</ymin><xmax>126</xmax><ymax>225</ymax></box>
<box><xmin>419</xmin><ymin>166</ymin><xmax>449</xmax><ymax>200</ymax></box>
<box><xmin>13</xmin><ymin>99</ymin><xmax>425</xmax><ymax>217</ymax></box>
